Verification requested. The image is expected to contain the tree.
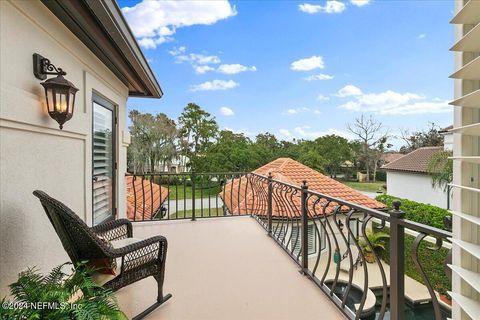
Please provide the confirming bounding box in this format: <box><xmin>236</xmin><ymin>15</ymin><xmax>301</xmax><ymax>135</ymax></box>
<box><xmin>400</xmin><ymin>123</ymin><xmax>444</xmax><ymax>153</ymax></box>
<box><xmin>347</xmin><ymin>114</ymin><xmax>388</xmax><ymax>182</ymax></box>
<box><xmin>205</xmin><ymin>130</ymin><xmax>259</xmax><ymax>172</ymax></box>
<box><xmin>178</xmin><ymin>103</ymin><xmax>219</xmax><ymax>172</ymax></box>
<box><xmin>252</xmin><ymin>132</ymin><xmax>282</xmax><ymax>164</ymax></box>
<box><xmin>296</xmin><ymin>135</ymin><xmax>352</xmax><ymax>177</ymax></box>
<box><xmin>427</xmin><ymin>150</ymin><xmax>453</xmax><ymax>191</ymax></box>
<box><xmin>370</xmin><ymin>136</ymin><xmax>392</xmax><ymax>182</ymax></box>
<box><xmin>313</xmin><ymin>135</ymin><xmax>352</xmax><ymax>178</ymax></box>
<box><xmin>128</xmin><ymin>110</ymin><xmax>177</xmax><ymax>173</ymax></box>
<box><xmin>278</xmin><ymin>139</ymin><xmax>302</xmax><ymax>160</ymax></box>
<box><xmin>298</xmin><ymin>140</ymin><xmax>326</xmax><ymax>172</ymax></box>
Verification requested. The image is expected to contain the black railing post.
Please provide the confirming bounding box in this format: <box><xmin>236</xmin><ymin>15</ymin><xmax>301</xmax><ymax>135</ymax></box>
<box><xmin>191</xmin><ymin>172</ymin><xmax>196</xmax><ymax>221</ymax></box>
<box><xmin>267</xmin><ymin>172</ymin><xmax>273</xmax><ymax>235</ymax></box>
<box><xmin>389</xmin><ymin>200</ymin><xmax>405</xmax><ymax>320</ymax></box>
<box><xmin>301</xmin><ymin>180</ymin><xmax>309</xmax><ymax>273</ymax></box>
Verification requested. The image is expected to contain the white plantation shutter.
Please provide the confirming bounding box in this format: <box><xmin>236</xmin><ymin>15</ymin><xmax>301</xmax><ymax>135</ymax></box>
<box><xmin>291</xmin><ymin>225</ymin><xmax>316</xmax><ymax>255</ymax></box>
<box><xmin>92</xmin><ymin>100</ymin><xmax>114</xmax><ymax>225</ymax></box>
<box><xmin>450</xmin><ymin>1</ymin><xmax>480</xmax><ymax>318</ymax></box>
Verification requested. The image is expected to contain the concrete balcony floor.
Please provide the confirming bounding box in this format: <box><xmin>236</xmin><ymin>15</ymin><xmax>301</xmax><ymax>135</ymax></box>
<box><xmin>116</xmin><ymin>216</ymin><xmax>345</xmax><ymax>320</ymax></box>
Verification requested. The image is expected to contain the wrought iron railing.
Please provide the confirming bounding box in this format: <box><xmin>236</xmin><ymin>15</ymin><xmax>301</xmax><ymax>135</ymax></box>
<box><xmin>125</xmin><ymin>172</ymin><xmax>251</xmax><ymax>221</ymax></box>
<box><xmin>126</xmin><ymin>172</ymin><xmax>452</xmax><ymax>320</ymax></box>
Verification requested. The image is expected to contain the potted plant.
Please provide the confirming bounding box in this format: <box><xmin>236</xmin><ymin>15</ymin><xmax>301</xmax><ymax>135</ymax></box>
<box><xmin>435</xmin><ymin>284</ymin><xmax>452</xmax><ymax>306</ymax></box>
<box><xmin>358</xmin><ymin>231</ymin><xmax>390</xmax><ymax>263</ymax></box>
<box><xmin>0</xmin><ymin>262</ymin><xmax>127</xmax><ymax>320</ymax></box>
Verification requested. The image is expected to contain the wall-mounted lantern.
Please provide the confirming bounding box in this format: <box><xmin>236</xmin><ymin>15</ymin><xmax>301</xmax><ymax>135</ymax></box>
<box><xmin>33</xmin><ymin>53</ymin><xmax>78</xmax><ymax>129</ymax></box>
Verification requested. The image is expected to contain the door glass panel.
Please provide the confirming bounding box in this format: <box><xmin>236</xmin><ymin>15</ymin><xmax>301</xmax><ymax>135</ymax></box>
<box><xmin>93</xmin><ymin>100</ymin><xmax>114</xmax><ymax>225</ymax></box>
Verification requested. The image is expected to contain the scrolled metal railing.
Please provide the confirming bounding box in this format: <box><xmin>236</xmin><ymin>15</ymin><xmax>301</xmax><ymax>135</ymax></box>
<box><xmin>125</xmin><ymin>171</ymin><xmax>452</xmax><ymax>320</ymax></box>
<box><xmin>246</xmin><ymin>172</ymin><xmax>452</xmax><ymax>320</ymax></box>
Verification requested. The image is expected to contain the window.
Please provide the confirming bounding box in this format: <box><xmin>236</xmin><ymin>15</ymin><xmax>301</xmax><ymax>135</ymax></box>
<box><xmin>348</xmin><ymin>218</ymin><xmax>359</xmax><ymax>244</ymax></box>
<box><xmin>291</xmin><ymin>224</ymin><xmax>319</xmax><ymax>255</ymax></box>
<box><xmin>272</xmin><ymin>225</ymin><xmax>286</xmax><ymax>242</ymax></box>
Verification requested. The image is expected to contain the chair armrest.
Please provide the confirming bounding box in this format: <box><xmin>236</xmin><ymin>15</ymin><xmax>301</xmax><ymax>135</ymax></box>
<box><xmin>91</xmin><ymin>218</ymin><xmax>133</xmax><ymax>241</ymax></box>
<box><xmin>108</xmin><ymin>236</ymin><xmax>167</xmax><ymax>274</ymax></box>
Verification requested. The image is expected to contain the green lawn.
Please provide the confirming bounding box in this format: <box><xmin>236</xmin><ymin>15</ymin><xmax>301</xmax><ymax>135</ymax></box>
<box><xmin>343</xmin><ymin>181</ymin><xmax>385</xmax><ymax>193</ymax></box>
<box><xmin>165</xmin><ymin>185</ymin><xmax>222</xmax><ymax>200</ymax></box>
<box><xmin>169</xmin><ymin>208</ymin><xmax>225</xmax><ymax>219</ymax></box>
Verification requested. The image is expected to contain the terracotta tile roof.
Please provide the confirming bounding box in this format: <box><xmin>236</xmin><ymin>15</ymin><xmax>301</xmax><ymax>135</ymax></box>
<box><xmin>381</xmin><ymin>152</ymin><xmax>404</xmax><ymax>164</ymax></box>
<box><xmin>221</xmin><ymin>158</ymin><xmax>386</xmax><ymax>217</ymax></box>
<box><xmin>126</xmin><ymin>176</ymin><xmax>169</xmax><ymax>220</ymax></box>
<box><xmin>381</xmin><ymin>147</ymin><xmax>443</xmax><ymax>173</ymax></box>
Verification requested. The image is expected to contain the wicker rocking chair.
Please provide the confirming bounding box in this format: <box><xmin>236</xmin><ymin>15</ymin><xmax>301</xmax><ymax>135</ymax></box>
<box><xmin>33</xmin><ymin>190</ymin><xmax>172</xmax><ymax>320</ymax></box>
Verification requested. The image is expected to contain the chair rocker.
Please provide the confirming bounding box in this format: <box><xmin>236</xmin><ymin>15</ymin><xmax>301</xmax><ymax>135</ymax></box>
<box><xmin>33</xmin><ymin>190</ymin><xmax>172</xmax><ymax>320</ymax></box>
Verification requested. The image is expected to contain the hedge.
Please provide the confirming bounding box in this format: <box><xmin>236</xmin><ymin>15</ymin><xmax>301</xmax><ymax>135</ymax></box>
<box><xmin>375</xmin><ymin>194</ymin><xmax>451</xmax><ymax>231</ymax></box>
<box><xmin>374</xmin><ymin>195</ymin><xmax>451</xmax><ymax>297</ymax></box>
<box><xmin>377</xmin><ymin>229</ymin><xmax>451</xmax><ymax>297</ymax></box>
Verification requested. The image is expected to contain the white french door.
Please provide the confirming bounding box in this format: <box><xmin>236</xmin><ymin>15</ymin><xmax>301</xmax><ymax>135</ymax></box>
<box><xmin>92</xmin><ymin>95</ymin><xmax>116</xmax><ymax>225</ymax></box>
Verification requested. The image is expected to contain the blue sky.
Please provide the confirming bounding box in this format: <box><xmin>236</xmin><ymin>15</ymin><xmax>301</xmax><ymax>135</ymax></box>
<box><xmin>117</xmin><ymin>0</ymin><xmax>454</xmax><ymax>149</ymax></box>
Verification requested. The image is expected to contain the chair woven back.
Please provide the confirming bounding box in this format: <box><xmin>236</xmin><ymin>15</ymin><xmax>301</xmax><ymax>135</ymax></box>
<box><xmin>33</xmin><ymin>190</ymin><xmax>109</xmax><ymax>265</ymax></box>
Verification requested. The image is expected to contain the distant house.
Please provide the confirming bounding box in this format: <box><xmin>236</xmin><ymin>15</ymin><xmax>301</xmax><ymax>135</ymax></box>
<box><xmin>382</xmin><ymin>147</ymin><xmax>448</xmax><ymax>208</ymax></box>
<box><xmin>381</xmin><ymin>151</ymin><xmax>404</xmax><ymax>166</ymax></box>
<box><xmin>158</xmin><ymin>155</ymin><xmax>190</xmax><ymax>173</ymax></box>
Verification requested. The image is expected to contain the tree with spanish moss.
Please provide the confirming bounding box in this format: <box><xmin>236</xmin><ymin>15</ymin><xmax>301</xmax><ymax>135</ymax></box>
<box><xmin>128</xmin><ymin>110</ymin><xmax>177</xmax><ymax>173</ymax></box>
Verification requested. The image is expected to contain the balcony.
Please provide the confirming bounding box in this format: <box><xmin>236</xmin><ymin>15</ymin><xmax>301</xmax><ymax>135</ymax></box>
<box><xmin>123</xmin><ymin>169</ymin><xmax>453</xmax><ymax>320</ymax></box>
<box><xmin>117</xmin><ymin>217</ymin><xmax>345</xmax><ymax>319</ymax></box>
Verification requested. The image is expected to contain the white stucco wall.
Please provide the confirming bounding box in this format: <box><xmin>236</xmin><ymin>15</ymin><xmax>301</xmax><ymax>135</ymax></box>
<box><xmin>386</xmin><ymin>171</ymin><xmax>449</xmax><ymax>209</ymax></box>
<box><xmin>0</xmin><ymin>0</ymin><xmax>130</xmax><ymax>295</ymax></box>
<box><xmin>443</xmin><ymin>133</ymin><xmax>453</xmax><ymax>151</ymax></box>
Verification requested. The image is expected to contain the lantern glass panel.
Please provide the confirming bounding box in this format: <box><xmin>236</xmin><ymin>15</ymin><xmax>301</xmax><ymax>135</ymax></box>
<box><xmin>46</xmin><ymin>88</ymin><xmax>54</xmax><ymax>113</ymax></box>
<box><xmin>55</xmin><ymin>91</ymin><xmax>67</xmax><ymax>113</ymax></box>
<box><xmin>69</xmin><ymin>92</ymin><xmax>75</xmax><ymax>113</ymax></box>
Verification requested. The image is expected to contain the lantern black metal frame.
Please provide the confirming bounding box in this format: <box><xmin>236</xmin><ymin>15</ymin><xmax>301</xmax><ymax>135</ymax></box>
<box><xmin>33</xmin><ymin>53</ymin><xmax>66</xmax><ymax>80</ymax></box>
<box><xmin>33</xmin><ymin>53</ymin><xmax>78</xmax><ymax>129</ymax></box>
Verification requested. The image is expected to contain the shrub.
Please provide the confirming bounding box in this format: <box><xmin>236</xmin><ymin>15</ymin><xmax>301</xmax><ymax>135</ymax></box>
<box><xmin>377</xmin><ymin>228</ymin><xmax>451</xmax><ymax>297</ymax></box>
<box><xmin>375</xmin><ymin>170</ymin><xmax>387</xmax><ymax>182</ymax></box>
<box><xmin>374</xmin><ymin>195</ymin><xmax>451</xmax><ymax>299</ymax></box>
<box><xmin>375</xmin><ymin>194</ymin><xmax>451</xmax><ymax>231</ymax></box>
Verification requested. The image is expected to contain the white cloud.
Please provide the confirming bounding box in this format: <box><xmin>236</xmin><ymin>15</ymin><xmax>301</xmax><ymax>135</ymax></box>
<box><xmin>279</xmin><ymin>129</ymin><xmax>292</xmax><ymax>137</ymax></box>
<box><xmin>217</xmin><ymin>64</ymin><xmax>257</xmax><ymax>74</ymax></box>
<box><xmin>224</xmin><ymin>127</ymin><xmax>254</xmax><ymax>137</ymax></box>
<box><xmin>304</xmin><ymin>73</ymin><xmax>334</xmax><ymax>81</ymax></box>
<box><xmin>219</xmin><ymin>107</ymin><xmax>235</xmax><ymax>116</ymax></box>
<box><xmin>194</xmin><ymin>65</ymin><xmax>215</xmax><ymax>74</ymax></box>
<box><xmin>338</xmin><ymin>87</ymin><xmax>451</xmax><ymax>115</ymax></box>
<box><xmin>418</xmin><ymin>33</ymin><xmax>427</xmax><ymax>39</ymax></box>
<box><xmin>293</xmin><ymin>126</ymin><xmax>353</xmax><ymax>139</ymax></box>
<box><xmin>190</xmin><ymin>80</ymin><xmax>239</xmax><ymax>92</ymax></box>
<box><xmin>351</xmin><ymin>0</ymin><xmax>370</xmax><ymax>7</ymax></box>
<box><xmin>336</xmin><ymin>84</ymin><xmax>363</xmax><ymax>97</ymax></box>
<box><xmin>317</xmin><ymin>94</ymin><xmax>330</xmax><ymax>101</ymax></box>
<box><xmin>299</xmin><ymin>1</ymin><xmax>346</xmax><ymax>14</ymax></box>
<box><xmin>291</xmin><ymin>56</ymin><xmax>325</xmax><ymax>71</ymax></box>
<box><xmin>122</xmin><ymin>1</ymin><xmax>237</xmax><ymax>49</ymax></box>
<box><xmin>170</xmin><ymin>47</ymin><xmax>255</xmax><ymax>75</ymax></box>
<box><xmin>281</xmin><ymin>107</ymin><xmax>321</xmax><ymax>115</ymax></box>
<box><xmin>170</xmin><ymin>48</ymin><xmax>221</xmax><ymax>65</ymax></box>
<box><xmin>298</xmin><ymin>3</ymin><xmax>323</xmax><ymax>13</ymax></box>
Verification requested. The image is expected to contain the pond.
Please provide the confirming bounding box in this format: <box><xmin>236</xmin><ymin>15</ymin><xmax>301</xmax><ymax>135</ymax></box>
<box><xmin>367</xmin><ymin>289</ymin><xmax>451</xmax><ymax>320</ymax></box>
<box><xmin>325</xmin><ymin>281</ymin><xmax>451</xmax><ymax>320</ymax></box>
